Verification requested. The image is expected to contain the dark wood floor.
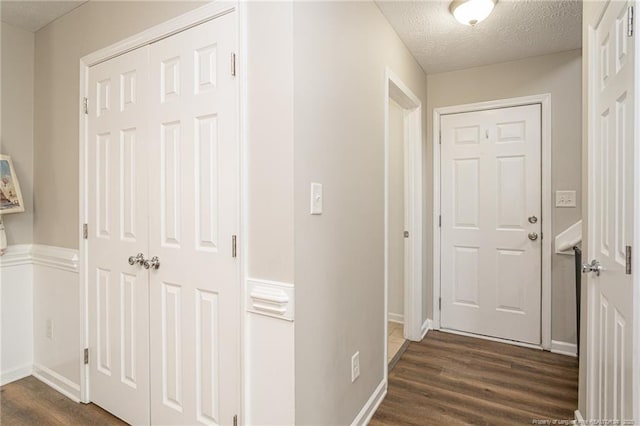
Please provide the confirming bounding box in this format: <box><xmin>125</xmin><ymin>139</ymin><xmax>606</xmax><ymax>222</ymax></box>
<box><xmin>2</xmin><ymin>332</ymin><xmax>578</xmax><ymax>426</ymax></box>
<box><xmin>1</xmin><ymin>376</ymin><xmax>125</xmax><ymax>425</ymax></box>
<box><xmin>371</xmin><ymin>330</ymin><xmax>579</xmax><ymax>426</ymax></box>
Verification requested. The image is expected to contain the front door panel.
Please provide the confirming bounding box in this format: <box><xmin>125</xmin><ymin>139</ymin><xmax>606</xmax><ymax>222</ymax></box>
<box><xmin>440</xmin><ymin>104</ymin><xmax>542</xmax><ymax>344</ymax></box>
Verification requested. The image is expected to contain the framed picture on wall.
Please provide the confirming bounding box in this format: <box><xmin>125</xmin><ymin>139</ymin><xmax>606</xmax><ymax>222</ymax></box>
<box><xmin>0</xmin><ymin>154</ymin><xmax>25</xmax><ymax>215</ymax></box>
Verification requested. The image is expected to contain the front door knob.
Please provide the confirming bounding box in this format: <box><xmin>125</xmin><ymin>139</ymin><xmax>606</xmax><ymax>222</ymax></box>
<box><xmin>144</xmin><ymin>256</ymin><xmax>160</xmax><ymax>270</ymax></box>
<box><xmin>528</xmin><ymin>232</ymin><xmax>538</xmax><ymax>241</ymax></box>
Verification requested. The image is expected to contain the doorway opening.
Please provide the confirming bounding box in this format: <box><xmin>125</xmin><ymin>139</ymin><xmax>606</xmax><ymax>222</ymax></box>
<box><xmin>384</xmin><ymin>69</ymin><xmax>423</xmax><ymax>376</ymax></box>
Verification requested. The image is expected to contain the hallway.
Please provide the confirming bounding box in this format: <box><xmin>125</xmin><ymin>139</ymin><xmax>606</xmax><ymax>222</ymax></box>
<box><xmin>371</xmin><ymin>331</ymin><xmax>578</xmax><ymax>425</ymax></box>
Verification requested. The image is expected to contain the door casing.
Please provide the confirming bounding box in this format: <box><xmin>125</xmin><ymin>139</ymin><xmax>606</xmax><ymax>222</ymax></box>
<box><xmin>432</xmin><ymin>94</ymin><xmax>552</xmax><ymax>350</ymax></box>
<box><xmin>383</xmin><ymin>68</ymin><xmax>424</xmax><ymax>387</ymax></box>
<box><xmin>78</xmin><ymin>1</ymin><xmax>245</xmax><ymax>413</ymax></box>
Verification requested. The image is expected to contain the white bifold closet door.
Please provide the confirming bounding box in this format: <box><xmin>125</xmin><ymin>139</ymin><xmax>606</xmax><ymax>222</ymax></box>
<box><xmin>87</xmin><ymin>11</ymin><xmax>239</xmax><ymax>426</ymax></box>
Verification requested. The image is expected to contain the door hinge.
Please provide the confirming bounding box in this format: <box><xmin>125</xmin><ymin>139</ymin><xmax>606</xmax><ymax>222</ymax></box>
<box><xmin>83</xmin><ymin>223</ymin><xmax>88</xmax><ymax>239</ymax></box>
<box><xmin>232</xmin><ymin>235</ymin><xmax>237</xmax><ymax>258</ymax></box>
<box><xmin>233</xmin><ymin>415</ymin><xmax>238</xmax><ymax>426</ymax></box>
<box><xmin>84</xmin><ymin>348</ymin><xmax>89</xmax><ymax>365</ymax></box>
<box><xmin>83</xmin><ymin>97</ymin><xmax>88</xmax><ymax>115</ymax></box>
<box><xmin>231</xmin><ymin>53</ymin><xmax>237</xmax><ymax>77</ymax></box>
<box><xmin>628</xmin><ymin>6</ymin><xmax>634</xmax><ymax>37</ymax></box>
<box><xmin>439</xmin><ymin>297</ymin><xmax>442</xmax><ymax>311</ymax></box>
<box><xmin>438</xmin><ymin>215</ymin><xmax>441</xmax><ymax>228</ymax></box>
<box><xmin>439</xmin><ymin>131</ymin><xmax>442</xmax><ymax>145</ymax></box>
<box><xmin>404</xmin><ymin>230</ymin><xmax>409</xmax><ymax>238</ymax></box>
<box><xmin>625</xmin><ymin>245</ymin><xmax>632</xmax><ymax>274</ymax></box>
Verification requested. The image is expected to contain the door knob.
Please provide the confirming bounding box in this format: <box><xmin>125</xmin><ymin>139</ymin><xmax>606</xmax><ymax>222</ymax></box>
<box><xmin>128</xmin><ymin>253</ymin><xmax>145</xmax><ymax>266</ymax></box>
<box><xmin>143</xmin><ymin>256</ymin><xmax>160</xmax><ymax>270</ymax></box>
<box><xmin>528</xmin><ymin>232</ymin><xmax>538</xmax><ymax>241</ymax></box>
<box><xmin>528</xmin><ymin>216</ymin><xmax>538</xmax><ymax>224</ymax></box>
<box><xmin>582</xmin><ymin>259</ymin><xmax>602</xmax><ymax>276</ymax></box>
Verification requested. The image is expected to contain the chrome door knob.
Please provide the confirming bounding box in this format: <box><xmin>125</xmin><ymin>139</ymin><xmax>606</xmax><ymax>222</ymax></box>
<box><xmin>528</xmin><ymin>232</ymin><xmax>538</xmax><ymax>241</ymax></box>
<box><xmin>128</xmin><ymin>253</ymin><xmax>145</xmax><ymax>266</ymax></box>
<box><xmin>582</xmin><ymin>259</ymin><xmax>602</xmax><ymax>276</ymax></box>
<box><xmin>143</xmin><ymin>256</ymin><xmax>160</xmax><ymax>270</ymax></box>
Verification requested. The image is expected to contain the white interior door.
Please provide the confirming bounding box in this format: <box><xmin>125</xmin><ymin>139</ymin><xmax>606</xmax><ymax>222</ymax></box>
<box><xmin>587</xmin><ymin>1</ymin><xmax>635</xmax><ymax>422</ymax></box>
<box><xmin>440</xmin><ymin>104</ymin><xmax>542</xmax><ymax>344</ymax></box>
<box><xmin>148</xmin><ymin>12</ymin><xmax>239</xmax><ymax>426</ymax></box>
<box><xmin>87</xmin><ymin>46</ymin><xmax>151</xmax><ymax>425</ymax></box>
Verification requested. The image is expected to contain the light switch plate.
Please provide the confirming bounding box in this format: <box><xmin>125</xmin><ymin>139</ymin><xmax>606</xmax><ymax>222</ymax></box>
<box><xmin>556</xmin><ymin>190</ymin><xmax>576</xmax><ymax>208</ymax></box>
<box><xmin>310</xmin><ymin>183</ymin><xmax>323</xmax><ymax>215</ymax></box>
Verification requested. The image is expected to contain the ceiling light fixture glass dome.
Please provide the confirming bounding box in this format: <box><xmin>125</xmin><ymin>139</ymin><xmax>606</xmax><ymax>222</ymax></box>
<box><xmin>450</xmin><ymin>0</ymin><xmax>497</xmax><ymax>26</ymax></box>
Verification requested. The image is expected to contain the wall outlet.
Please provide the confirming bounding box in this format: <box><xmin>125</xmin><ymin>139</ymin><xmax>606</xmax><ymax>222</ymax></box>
<box><xmin>556</xmin><ymin>190</ymin><xmax>576</xmax><ymax>208</ymax></box>
<box><xmin>351</xmin><ymin>351</ymin><xmax>360</xmax><ymax>383</ymax></box>
<box><xmin>46</xmin><ymin>319</ymin><xmax>53</xmax><ymax>339</ymax></box>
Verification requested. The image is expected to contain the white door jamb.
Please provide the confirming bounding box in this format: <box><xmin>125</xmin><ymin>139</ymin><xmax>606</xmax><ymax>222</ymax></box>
<box><xmin>383</xmin><ymin>68</ymin><xmax>424</xmax><ymax>384</ymax></box>
<box><xmin>432</xmin><ymin>94</ymin><xmax>552</xmax><ymax>350</ymax></box>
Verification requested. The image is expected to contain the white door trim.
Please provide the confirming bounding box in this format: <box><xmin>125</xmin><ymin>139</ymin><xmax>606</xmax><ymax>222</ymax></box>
<box><xmin>77</xmin><ymin>0</ymin><xmax>243</xmax><ymax>406</ymax></box>
<box><xmin>432</xmin><ymin>93</ymin><xmax>552</xmax><ymax>350</ymax></box>
<box><xmin>383</xmin><ymin>68</ymin><xmax>423</xmax><ymax>383</ymax></box>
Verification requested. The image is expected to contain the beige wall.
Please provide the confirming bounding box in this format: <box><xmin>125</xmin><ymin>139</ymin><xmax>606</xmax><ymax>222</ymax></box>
<box><xmin>246</xmin><ymin>2</ymin><xmax>295</xmax><ymax>284</ymax></box>
<box><xmin>388</xmin><ymin>100</ymin><xmax>404</xmax><ymax>318</ymax></box>
<box><xmin>427</xmin><ymin>49</ymin><xmax>583</xmax><ymax>344</ymax></box>
<box><xmin>293</xmin><ymin>2</ymin><xmax>427</xmax><ymax>423</ymax></box>
<box><xmin>33</xmin><ymin>1</ymin><xmax>203</xmax><ymax>249</ymax></box>
<box><xmin>1</xmin><ymin>23</ymin><xmax>34</xmax><ymax>245</ymax></box>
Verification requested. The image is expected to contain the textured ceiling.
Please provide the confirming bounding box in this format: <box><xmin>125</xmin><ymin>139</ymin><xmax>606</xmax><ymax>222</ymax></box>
<box><xmin>1</xmin><ymin>0</ymin><xmax>87</xmax><ymax>32</ymax></box>
<box><xmin>376</xmin><ymin>0</ymin><xmax>582</xmax><ymax>74</ymax></box>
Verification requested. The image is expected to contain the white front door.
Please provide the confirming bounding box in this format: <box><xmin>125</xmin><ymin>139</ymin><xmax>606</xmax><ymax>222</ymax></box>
<box><xmin>440</xmin><ymin>104</ymin><xmax>542</xmax><ymax>344</ymax></box>
<box><xmin>87</xmin><ymin>46</ymin><xmax>151</xmax><ymax>425</ymax></box>
<box><xmin>148</xmin><ymin>13</ymin><xmax>239</xmax><ymax>425</ymax></box>
<box><xmin>587</xmin><ymin>1</ymin><xmax>635</xmax><ymax>422</ymax></box>
<box><xmin>87</xmin><ymin>10</ymin><xmax>239</xmax><ymax>426</ymax></box>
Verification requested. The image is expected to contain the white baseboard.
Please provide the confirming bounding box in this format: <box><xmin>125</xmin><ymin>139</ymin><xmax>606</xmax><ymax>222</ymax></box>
<box><xmin>351</xmin><ymin>379</ymin><xmax>387</xmax><ymax>426</ymax></box>
<box><xmin>32</xmin><ymin>363</ymin><xmax>81</xmax><ymax>402</ymax></box>
<box><xmin>1</xmin><ymin>363</ymin><xmax>32</xmax><ymax>386</ymax></box>
<box><xmin>551</xmin><ymin>340</ymin><xmax>578</xmax><ymax>357</ymax></box>
<box><xmin>574</xmin><ymin>409</ymin><xmax>585</xmax><ymax>425</ymax></box>
<box><xmin>420</xmin><ymin>319</ymin><xmax>432</xmax><ymax>340</ymax></box>
<box><xmin>388</xmin><ymin>313</ymin><xmax>404</xmax><ymax>324</ymax></box>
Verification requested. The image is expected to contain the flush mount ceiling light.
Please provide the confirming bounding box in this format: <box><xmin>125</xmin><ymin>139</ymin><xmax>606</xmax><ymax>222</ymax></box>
<box><xmin>450</xmin><ymin>0</ymin><xmax>497</xmax><ymax>26</ymax></box>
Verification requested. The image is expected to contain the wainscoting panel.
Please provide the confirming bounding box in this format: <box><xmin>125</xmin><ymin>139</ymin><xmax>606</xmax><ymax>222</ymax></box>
<box><xmin>1</xmin><ymin>245</ymin><xmax>33</xmax><ymax>385</ymax></box>
<box><xmin>245</xmin><ymin>278</ymin><xmax>295</xmax><ymax>425</ymax></box>
<box><xmin>0</xmin><ymin>244</ymin><xmax>81</xmax><ymax>400</ymax></box>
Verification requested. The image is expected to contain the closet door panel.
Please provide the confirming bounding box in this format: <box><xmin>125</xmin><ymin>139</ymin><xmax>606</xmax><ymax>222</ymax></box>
<box><xmin>87</xmin><ymin>46</ymin><xmax>150</xmax><ymax>426</ymax></box>
<box><xmin>148</xmin><ymin>11</ymin><xmax>239</xmax><ymax>426</ymax></box>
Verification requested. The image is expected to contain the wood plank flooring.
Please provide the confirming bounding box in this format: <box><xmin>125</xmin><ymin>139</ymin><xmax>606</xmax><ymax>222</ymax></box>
<box><xmin>370</xmin><ymin>330</ymin><xmax>579</xmax><ymax>426</ymax></box>
<box><xmin>1</xmin><ymin>376</ymin><xmax>125</xmax><ymax>426</ymax></box>
<box><xmin>1</xmin><ymin>331</ymin><xmax>578</xmax><ymax>426</ymax></box>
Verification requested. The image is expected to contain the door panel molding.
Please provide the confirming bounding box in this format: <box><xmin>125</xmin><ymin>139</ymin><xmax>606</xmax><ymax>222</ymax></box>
<box><xmin>432</xmin><ymin>93</ymin><xmax>552</xmax><ymax>350</ymax></box>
